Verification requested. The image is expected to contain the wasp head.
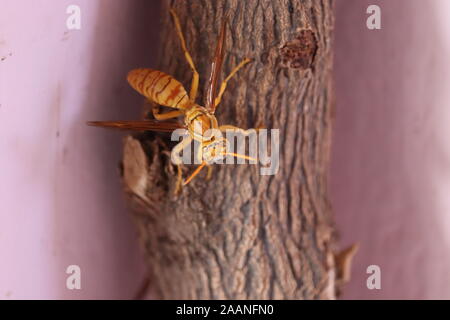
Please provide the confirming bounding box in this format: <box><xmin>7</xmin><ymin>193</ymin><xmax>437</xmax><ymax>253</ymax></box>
<box><xmin>202</xmin><ymin>137</ymin><xmax>229</xmax><ymax>164</ymax></box>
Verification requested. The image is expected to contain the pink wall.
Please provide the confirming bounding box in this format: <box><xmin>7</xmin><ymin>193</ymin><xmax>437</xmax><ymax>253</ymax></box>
<box><xmin>2</xmin><ymin>0</ymin><xmax>450</xmax><ymax>299</ymax></box>
<box><xmin>0</xmin><ymin>0</ymin><xmax>160</xmax><ymax>299</ymax></box>
<box><xmin>333</xmin><ymin>0</ymin><xmax>450</xmax><ymax>299</ymax></box>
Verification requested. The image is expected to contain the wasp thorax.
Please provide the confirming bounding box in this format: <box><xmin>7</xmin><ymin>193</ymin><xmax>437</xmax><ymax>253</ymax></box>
<box><xmin>185</xmin><ymin>105</ymin><xmax>219</xmax><ymax>141</ymax></box>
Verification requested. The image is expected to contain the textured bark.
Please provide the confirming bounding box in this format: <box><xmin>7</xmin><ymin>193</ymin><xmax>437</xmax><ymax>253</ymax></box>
<box><xmin>123</xmin><ymin>0</ymin><xmax>337</xmax><ymax>299</ymax></box>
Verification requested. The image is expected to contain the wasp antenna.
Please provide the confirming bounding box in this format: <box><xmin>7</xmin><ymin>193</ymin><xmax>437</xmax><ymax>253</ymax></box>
<box><xmin>222</xmin><ymin>152</ymin><xmax>257</xmax><ymax>162</ymax></box>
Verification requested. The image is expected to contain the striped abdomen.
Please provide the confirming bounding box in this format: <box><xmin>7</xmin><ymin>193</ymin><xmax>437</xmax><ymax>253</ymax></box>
<box><xmin>127</xmin><ymin>68</ymin><xmax>190</xmax><ymax>109</ymax></box>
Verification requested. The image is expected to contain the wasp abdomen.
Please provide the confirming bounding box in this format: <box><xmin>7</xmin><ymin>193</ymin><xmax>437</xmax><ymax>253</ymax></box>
<box><xmin>127</xmin><ymin>68</ymin><xmax>190</xmax><ymax>110</ymax></box>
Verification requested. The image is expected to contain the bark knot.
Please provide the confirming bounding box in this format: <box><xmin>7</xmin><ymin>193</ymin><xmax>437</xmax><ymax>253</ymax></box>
<box><xmin>280</xmin><ymin>29</ymin><xmax>318</xmax><ymax>70</ymax></box>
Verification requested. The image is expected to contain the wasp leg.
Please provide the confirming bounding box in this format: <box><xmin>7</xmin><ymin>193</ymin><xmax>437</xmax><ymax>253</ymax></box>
<box><xmin>219</xmin><ymin>125</ymin><xmax>260</xmax><ymax>163</ymax></box>
<box><xmin>214</xmin><ymin>58</ymin><xmax>252</xmax><ymax>108</ymax></box>
<box><xmin>183</xmin><ymin>162</ymin><xmax>207</xmax><ymax>186</ymax></box>
<box><xmin>183</xmin><ymin>143</ymin><xmax>208</xmax><ymax>185</ymax></box>
<box><xmin>219</xmin><ymin>124</ymin><xmax>256</xmax><ymax>135</ymax></box>
<box><xmin>161</xmin><ymin>150</ymin><xmax>184</xmax><ymax>196</ymax></box>
<box><xmin>152</xmin><ymin>105</ymin><xmax>184</xmax><ymax>121</ymax></box>
<box><xmin>171</xmin><ymin>135</ymin><xmax>193</xmax><ymax>195</ymax></box>
<box><xmin>174</xmin><ymin>164</ymin><xmax>183</xmax><ymax>195</ymax></box>
<box><xmin>219</xmin><ymin>124</ymin><xmax>266</xmax><ymax>135</ymax></box>
<box><xmin>200</xmin><ymin>141</ymin><xmax>213</xmax><ymax>181</ymax></box>
<box><xmin>170</xmin><ymin>8</ymin><xmax>199</xmax><ymax>101</ymax></box>
<box><xmin>141</xmin><ymin>100</ymin><xmax>153</xmax><ymax>119</ymax></box>
<box><xmin>206</xmin><ymin>165</ymin><xmax>213</xmax><ymax>180</ymax></box>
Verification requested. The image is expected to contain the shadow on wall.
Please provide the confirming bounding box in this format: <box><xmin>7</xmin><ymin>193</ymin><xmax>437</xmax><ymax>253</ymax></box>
<box><xmin>332</xmin><ymin>0</ymin><xmax>450</xmax><ymax>299</ymax></box>
<box><xmin>57</xmin><ymin>0</ymin><xmax>161</xmax><ymax>299</ymax></box>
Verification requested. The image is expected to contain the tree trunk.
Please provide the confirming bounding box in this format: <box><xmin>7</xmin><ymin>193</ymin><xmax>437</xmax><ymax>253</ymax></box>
<box><xmin>123</xmin><ymin>0</ymin><xmax>337</xmax><ymax>299</ymax></box>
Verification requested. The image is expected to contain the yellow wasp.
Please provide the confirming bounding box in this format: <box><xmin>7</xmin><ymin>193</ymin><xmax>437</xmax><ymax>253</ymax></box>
<box><xmin>88</xmin><ymin>9</ymin><xmax>255</xmax><ymax>193</ymax></box>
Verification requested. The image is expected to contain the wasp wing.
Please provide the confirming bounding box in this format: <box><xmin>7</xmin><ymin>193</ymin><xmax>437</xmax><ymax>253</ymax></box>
<box><xmin>204</xmin><ymin>14</ymin><xmax>228</xmax><ymax>113</ymax></box>
<box><xmin>87</xmin><ymin>120</ymin><xmax>185</xmax><ymax>132</ymax></box>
